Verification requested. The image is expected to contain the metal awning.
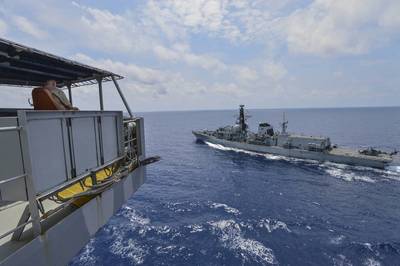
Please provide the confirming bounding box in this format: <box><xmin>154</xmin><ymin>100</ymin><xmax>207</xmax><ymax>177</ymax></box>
<box><xmin>0</xmin><ymin>38</ymin><xmax>123</xmax><ymax>88</ymax></box>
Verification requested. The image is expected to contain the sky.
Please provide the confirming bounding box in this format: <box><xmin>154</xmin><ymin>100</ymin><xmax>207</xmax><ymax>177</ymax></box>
<box><xmin>0</xmin><ymin>0</ymin><xmax>399</xmax><ymax>112</ymax></box>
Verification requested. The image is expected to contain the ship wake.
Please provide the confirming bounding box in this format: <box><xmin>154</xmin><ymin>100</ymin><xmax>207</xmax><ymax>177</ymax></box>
<box><xmin>204</xmin><ymin>142</ymin><xmax>400</xmax><ymax>183</ymax></box>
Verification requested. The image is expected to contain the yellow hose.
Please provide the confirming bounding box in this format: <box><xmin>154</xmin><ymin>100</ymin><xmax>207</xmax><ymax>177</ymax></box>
<box><xmin>56</xmin><ymin>165</ymin><xmax>117</xmax><ymax>206</ymax></box>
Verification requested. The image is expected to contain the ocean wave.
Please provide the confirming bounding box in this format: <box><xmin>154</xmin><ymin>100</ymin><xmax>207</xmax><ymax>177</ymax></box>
<box><xmin>332</xmin><ymin>254</ymin><xmax>353</xmax><ymax>266</ymax></box>
<box><xmin>330</xmin><ymin>235</ymin><xmax>346</xmax><ymax>245</ymax></box>
<box><xmin>69</xmin><ymin>239</ymin><xmax>97</xmax><ymax>266</ymax></box>
<box><xmin>335</xmin><ymin>241</ymin><xmax>400</xmax><ymax>265</ymax></box>
<box><xmin>122</xmin><ymin>206</ymin><xmax>151</xmax><ymax>226</ymax></box>
<box><xmin>118</xmin><ymin>206</ymin><xmax>177</xmax><ymax>237</ymax></box>
<box><xmin>110</xmin><ymin>236</ymin><xmax>148</xmax><ymax>265</ymax></box>
<box><xmin>255</xmin><ymin>218</ymin><xmax>291</xmax><ymax>233</ymax></box>
<box><xmin>386</xmin><ymin>165</ymin><xmax>400</xmax><ymax>173</ymax></box>
<box><xmin>322</xmin><ymin>167</ymin><xmax>376</xmax><ymax>183</ymax></box>
<box><xmin>209</xmin><ymin>219</ymin><xmax>277</xmax><ymax>265</ymax></box>
<box><xmin>205</xmin><ymin>141</ymin><xmax>266</xmax><ymax>158</ymax></box>
<box><xmin>363</xmin><ymin>258</ymin><xmax>381</xmax><ymax>266</ymax></box>
<box><xmin>320</xmin><ymin>162</ymin><xmax>400</xmax><ymax>183</ymax></box>
<box><xmin>164</xmin><ymin>201</ymin><xmax>198</xmax><ymax>213</ymax></box>
<box><xmin>185</xmin><ymin>224</ymin><xmax>205</xmax><ymax>233</ymax></box>
<box><xmin>210</xmin><ymin>202</ymin><xmax>241</xmax><ymax>215</ymax></box>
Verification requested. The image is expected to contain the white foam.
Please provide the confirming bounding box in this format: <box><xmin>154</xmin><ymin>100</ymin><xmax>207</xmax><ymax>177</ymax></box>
<box><xmin>155</xmin><ymin>225</ymin><xmax>171</xmax><ymax>234</ymax></box>
<box><xmin>209</xmin><ymin>219</ymin><xmax>277</xmax><ymax>265</ymax></box>
<box><xmin>156</xmin><ymin>245</ymin><xmax>177</xmax><ymax>254</ymax></box>
<box><xmin>364</xmin><ymin>258</ymin><xmax>381</xmax><ymax>266</ymax></box>
<box><xmin>210</xmin><ymin>202</ymin><xmax>241</xmax><ymax>215</ymax></box>
<box><xmin>322</xmin><ymin>162</ymin><xmax>400</xmax><ymax>183</ymax></box>
<box><xmin>122</xmin><ymin>206</ymin><xmax>151</xmax><ymax>226</ymax></box>
<box><xmin>186</xmin><ymin>224</ymin><xmax>205</xmax><ymax>233</ymax></box>
<box><xmin>205</xmin><ymin>142</ymin><xmax>400</xmax><ymax>183</ymax></box>
<box><xmin>73</xmin><ymin>239</ymin><xmax>97</xmax><ymax>265</ymax></box>
<box><xmin>119</xmin><ymin>207</ymin><xmax>175</xmax><ymax>237</ymax></box>
<box><xmin>386</xmin><ymin>165</ymin><xmax>400</xmax><ymax>173</ymax></box>
<box><xmin>256</xmin><ymin>218</ymin><xmax>291</xmax><ymax>233</ymax></box>
<box><xmin>166</xmin><ymin>201</ymin><xmax>193</xmax><ymax>213</ymax></box>
<box><xmin>323</xmin><ymin>167</ymin><xmax>376</xmax><ymax>183</ymax></box>
<box><xmin>205</xmin><ymin>141</ymin><xmax>323</xmax><ymax>164</ymax></box>
<box><xmin>362</xmin><ymin>242</ymin><xmax>373</xmax><ymax>251</ymax></box>
<box><xmin>205</xmin><ymin>142</ymin><xmax>262</xmax><ymax>157</ymax></box>
<box><xmin>110</xmin><ymin>236</ymin><xmax>148</xmax><ymax>265</ymax></box>
<box><xmin>330</xmin><ymin>235</ymin><xmax>345</xmax><ymax>245</ymax></box>
<box><xmin>332</xmin><ymin>254</ymin><xmax>353</xmax><ymax>266</ymax></box>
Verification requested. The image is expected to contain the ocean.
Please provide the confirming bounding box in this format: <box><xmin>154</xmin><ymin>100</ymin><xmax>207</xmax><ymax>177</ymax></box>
<box><xmin>69</xmin><ymin>107</ymin><xmax>400</xmax><ymax>266</ymax></box>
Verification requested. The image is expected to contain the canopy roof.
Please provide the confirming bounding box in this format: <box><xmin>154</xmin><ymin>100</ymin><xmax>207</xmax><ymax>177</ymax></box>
<box><xmin>0</xmin><ymin>38</ymin><xmax>123</xmax><ymax>88</ymax></box>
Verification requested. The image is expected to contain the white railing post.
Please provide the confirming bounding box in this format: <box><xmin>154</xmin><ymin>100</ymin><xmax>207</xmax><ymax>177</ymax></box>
<box><xmin>17</xmin><ymin>110</ymin><xmax>42</xmax><ymax>237</ymax></box>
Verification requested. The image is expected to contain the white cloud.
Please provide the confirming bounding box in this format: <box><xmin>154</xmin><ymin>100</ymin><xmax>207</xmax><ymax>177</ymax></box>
<box><xmin>144</xmin><ymin>0</ymin><xmax>275</xmax><ymax>43</ymax></box>
<box><xmin>154</xmin><ymin>39</ymin><xmax>269</xmax><ymax>82</ymax></box>
<box><xmin>70</xmin><ymin>2</ymin><xmax>155</xmax><ymax>54</ymax></box>
<box><xmin>146</xmin><ymin>0</ymin><xmax>400</xmax><ymax>56</ymax></box>
<box><xmin>73</xmin><ymin>53</ymin><xmax>244</xmax><ymax>100</ymax></box>
<box><xmin>153</xmin><ymin>43</ymin><xmax>227</xmax><ymax>71</ymax></box>
<box><xmin>281</xmin><ymin>0</ymin><xmax>400</xmax><ymax>55</ymax></box>
<box><xmin>70</xmin><ymin>53</ymin><xmax>278</xmax><ymax>110</ymax></box>
<box><xmin>379</xmin><ymin>1</ymin><xmax>400</xmax><ymax>29</ymax></box>
<box><xmin>12</xmin><ymin>16</ymin><xmax>48</xmax><ymax>39</ymax></box>
<box><xmin>263</xmin><ymin>62</ymin><xmax>287</xmax><ymax>81</ymax></box>
<box><xmin>0</xmin><ymin>19</ymin><xmax>7</xmax><ymax>35</ymax></box>
<box><xmin>234</xmin><ymin>66</ymin><xmax>258</xmax><ymax>81</ymax></box>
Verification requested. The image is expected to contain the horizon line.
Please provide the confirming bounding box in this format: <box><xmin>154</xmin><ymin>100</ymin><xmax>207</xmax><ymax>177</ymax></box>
<box><xmin>134</xmin><ymin>104</ymin><xmax>400</xmax><ymax>114</ymax></box>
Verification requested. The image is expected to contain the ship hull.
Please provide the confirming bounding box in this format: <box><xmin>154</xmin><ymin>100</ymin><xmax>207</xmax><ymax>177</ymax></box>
<box><xmin>193</xmin><ymin>131</ymin><xmax>391</xmax><ymax>169</ymax></box>
<box><xmin>0</xmin><ymin>166</ymin><xmax>146</xmax><ymax>266</ymax></box>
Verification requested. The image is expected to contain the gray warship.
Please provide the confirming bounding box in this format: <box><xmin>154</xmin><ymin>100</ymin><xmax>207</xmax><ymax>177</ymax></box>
<box><xmin>193</xmin><ymin>105</ymin><xmax>396</xmax><ymax>169</ymax></box>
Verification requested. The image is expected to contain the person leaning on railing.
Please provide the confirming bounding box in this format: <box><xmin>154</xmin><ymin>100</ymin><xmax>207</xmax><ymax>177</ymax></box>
<box><xmin>32</xmin><ymin>80</ymin><xmax>79</xmax><ymax>110</ymax></box>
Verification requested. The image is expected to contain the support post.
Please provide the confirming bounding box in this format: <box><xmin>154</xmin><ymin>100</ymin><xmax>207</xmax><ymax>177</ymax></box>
<box><xmin>17</xmin><ymin>110</ymin><xmax>42</xmax><ymax>237</ymax></box>
<box><xmin>98</xmin><ymin>78</ymin><xmax>104</xmax><ymax>111</ymax></box>
<box><xmin>67</xmin><ymin>84</ymin><xmax>72</xmax><ymax>105</ymax></box>
<box><xmin>11</xmin><ymin>205</ymin><xmax>30</xmax><ymax>240</ymax></box>
<box><xmin>111</xmin><ymin>75</ymin><xmax>133</xmax><ymax>118</ymax></box>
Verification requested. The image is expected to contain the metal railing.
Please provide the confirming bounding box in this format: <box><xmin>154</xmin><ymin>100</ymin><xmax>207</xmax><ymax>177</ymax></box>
<box><xmin>0</xmin><ymin>111</ymin><xmax>144</xmax><ymax>242</ymax></box>
<box><xmin>0</xmin><ymin>174</ymin><xmax>26</xmax><ymax>186</ymax></box>
<box><xmin>0</xmin><ymin>124</ymin><xmax>40</xmax><ymax>241</ymax></box>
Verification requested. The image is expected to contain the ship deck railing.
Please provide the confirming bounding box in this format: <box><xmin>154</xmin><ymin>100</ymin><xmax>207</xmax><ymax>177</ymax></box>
<box><xmin>0</xmin><ymin>110</ymin><xmax>145</xmax><ymax>262</ymax></box>
<box><xmin>0</xmin><ymin>38</ymin><xmax>147</xmax><ymax>263</ymax></box>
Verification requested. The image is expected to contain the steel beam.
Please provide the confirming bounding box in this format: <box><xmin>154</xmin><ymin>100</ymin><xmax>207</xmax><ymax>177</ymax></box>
<box><xmin>112</xmin><ymin>75</ymin><xmax>133</xmax><ymax>117</ymax></box>
<box><xmin>67</xmin><ymin>84</ymin><xmax>72</xmax><ymax>105</ymax></box>
<box><xmin>0</xmin><ymin>63</ymin><xmax>73</xmax><ymax>80</ymax></box>
<box><xmin>98</xmin><ymin>78</ymin><xmax>104</xmax><ymax>111</ymax></box>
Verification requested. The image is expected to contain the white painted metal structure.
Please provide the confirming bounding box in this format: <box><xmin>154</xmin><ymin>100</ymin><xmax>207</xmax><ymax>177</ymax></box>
<box><xmin>0</xmin><ymin>38</ymin><xmax>148</xmax><ymax>266</ymax></box>
<box><xmin>0</xmin><ymin>111</ymin><xmax>146</xmax><ymax>266</ymax></box>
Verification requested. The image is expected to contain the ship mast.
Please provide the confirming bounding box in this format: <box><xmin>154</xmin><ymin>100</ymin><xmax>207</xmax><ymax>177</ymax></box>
<box><xmin>281</xmin><ymin>112</ymin><xmax>288</xmax><ymax>134</ymax></box>
<box><xmin>238</xmin><ymin>105</ymin><xmax>248</xmax><ymax>132</ymax></box>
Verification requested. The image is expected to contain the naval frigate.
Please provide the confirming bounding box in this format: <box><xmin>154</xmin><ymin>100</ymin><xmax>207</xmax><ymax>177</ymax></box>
<box><xmin>193</xmin><ymin>105</ymin><xmax>396</xmax><ymax>169</ymax></box>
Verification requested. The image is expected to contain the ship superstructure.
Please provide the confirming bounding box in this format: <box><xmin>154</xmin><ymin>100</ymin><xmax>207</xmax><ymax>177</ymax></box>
<box><xmin>193</xmin><ymin>105</ymin><xmax>394</xmax><ymax>169</ymax></box>
<box><xmin>0</xmin><ymin>38</ymin><xmax>153</xmax><ymax>266</ymax></box>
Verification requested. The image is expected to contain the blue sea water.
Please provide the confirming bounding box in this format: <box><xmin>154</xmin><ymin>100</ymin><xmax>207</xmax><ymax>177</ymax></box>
<box><xmin>70</xmin><ymin>107</ymin><xmax>400</xmax><ymax>266</ymax></box>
